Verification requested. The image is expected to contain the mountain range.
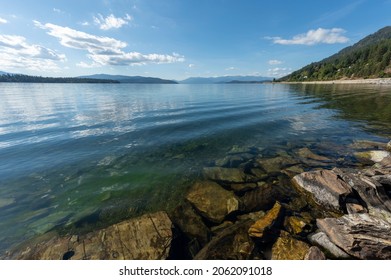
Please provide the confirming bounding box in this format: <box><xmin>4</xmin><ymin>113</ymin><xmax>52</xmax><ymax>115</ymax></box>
<box><xmin>280</xmin><ymin>26</ymin><xmax>391</xmax><ymax>81</ymax></box>
<box><xmin>180</xmin><ymin>75</ymin><xmax>272</xmax><ymax>84</ymax></box>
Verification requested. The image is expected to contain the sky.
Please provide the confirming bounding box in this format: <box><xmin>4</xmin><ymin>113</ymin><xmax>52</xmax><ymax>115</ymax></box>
<box><xmin>0</xmin><ymin>0</ymin><xmax>390</xmax><ymax>80</ymax></box>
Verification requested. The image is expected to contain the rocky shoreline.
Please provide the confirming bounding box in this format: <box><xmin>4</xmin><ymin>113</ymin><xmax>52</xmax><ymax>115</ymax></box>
<box><xmin>3</xmin><ymin>140</ymin><xmax>391</xmax><ymax>260</ymax></box>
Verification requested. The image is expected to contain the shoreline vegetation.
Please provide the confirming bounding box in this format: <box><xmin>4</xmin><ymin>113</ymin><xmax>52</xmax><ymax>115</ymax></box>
<box><xmin>4</xmin><ymin>139</ymin><xmax>391</xmax><ymax>260</ymax></box>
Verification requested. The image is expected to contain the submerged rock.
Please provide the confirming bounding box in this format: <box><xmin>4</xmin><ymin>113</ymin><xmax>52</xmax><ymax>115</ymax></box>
<box><xmin>203</xmin><ymin>167</ymin><xmax>247</xmax><ymax>183</ymax></box>
<box><xmin>387</xmin><ymin>140</ymin><xmax>391</xmax><ymax>152</ymax></box>
<box><xmin>257</xmin><ymin>156</ymin><xmax>298</xmax><ymax>174</ymax></box>
<box><xmin>271</xmin><ymin>231</ymin><xmax>310</xmax><ymax>260</ymax></box>
<box><xmin>240</xmin><ymin>184</ymin><xmax>275</xmax><ymax>212</ymax></box>
<box><xmin>8</xmin><ymin>211</ymin><xmax>173</xmax><ymax>260</ymax></box>
<box><xmin>248</xmin><ymin>202</ymin><xmax>283</xmax><ymax>239</ymax></box>
<box><xmin>292</xmin><ymin>169</ymin><xmax>352</xmax><ymax>211</ymax></box>
<box><xmin>317</xmin><ymin>214</ymin><xmax>391</xmax><ymax>259</ymax></box>
<box><xmin>194</xmin><ymin>220</ymin><xmax>255</xmax><ymax>260</ymax></box>
<box><xmin>186</xmin><ymin>181</ymin><xmax>240</xmax><ymax>223</ymax></box>
<box><xmin>0</xmin><ymin>197</ymin><xmax>15</xmax><ymax>208</ymax></box>
<box><xmin>296</xmin><ymin>147</ymin><xmax>331</xmax><ymax>162</ymax></box>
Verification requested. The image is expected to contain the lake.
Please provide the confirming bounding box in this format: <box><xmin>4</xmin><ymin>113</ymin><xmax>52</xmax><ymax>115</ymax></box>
<box><xmin>1</xmin><ymin>83</ymin><xmax>391</xmax><ymax>253</ymax></box>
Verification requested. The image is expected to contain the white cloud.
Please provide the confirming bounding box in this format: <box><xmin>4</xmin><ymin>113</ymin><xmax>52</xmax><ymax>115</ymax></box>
<box><xmin>0</xmin><ymin>17</ymin><xmax>7</xmax><ymax>24</ymax></box>
<box><xmin>268</xmin><ymin>28</ymin><xmax>349</xmax><ymax>45</ymax></box>
<box><xmin>93</xmin><ymin>14</ymin><xmax>132</xmax><ymax>30</ymax></box>
<box><xmin>225</xmin><ymin>67</ymin><xmax>236</xmax><ymax>71</ymax></box>
<box><xmin>268</xmin><ymin>59</ymin><xmax>283</xmax><ymax>65</ymax></box>
<box><xmin>80</xmin><ymin>21</ymin><xmax>90</xmax><ymax>26</ymax></box>
<box><xmin>53</xmin><ymin>8</ymin><xmax>64</xmax><ymax>14</ymax></box>
<box><xmin>34</xmin><ymin>21</ymin><xmax>184</xmax><ymax>67</ymax></box>
<box><xmin>267</xmin><ymin>67</ymin><xmax>292</xmax><ymax>77</ymax></box>
<box><xmin>188</xmin><ymin>64</ymin><xmax>195</xmax><ymax>68</ymax></box>
<box><xmin>0</xmin><ymin>34</ymin><xmax>66</xmax><ymax>71</ymax></box>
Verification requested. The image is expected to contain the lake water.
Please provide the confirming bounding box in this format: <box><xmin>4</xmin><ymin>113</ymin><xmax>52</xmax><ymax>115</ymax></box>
<box><xmin>1</xmin><ymin>83</ymin><xmax>391</xmax><ymax>253</ymax></box>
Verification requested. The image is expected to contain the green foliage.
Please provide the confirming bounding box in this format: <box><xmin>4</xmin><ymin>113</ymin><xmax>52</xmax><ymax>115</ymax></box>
<box><xmin>0</xmin><ymin>74</ymin><xmax>120</xmax><ymax>83</ymax></box>
<box><xmin>280</xmin><ymin>26</ymin><xmax>391</xmax><ymax>81</ymax></box>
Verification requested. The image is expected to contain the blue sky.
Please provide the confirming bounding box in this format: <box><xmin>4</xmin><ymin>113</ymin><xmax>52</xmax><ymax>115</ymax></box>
<box><xmin>0</xmin><ymin>0</ymin><xmax>390</xmax><ymax>80</ymax></box>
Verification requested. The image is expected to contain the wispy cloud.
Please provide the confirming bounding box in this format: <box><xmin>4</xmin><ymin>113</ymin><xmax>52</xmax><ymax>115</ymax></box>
<box><xmin>225</xmin><ymin>66</ymin><xmax>236</xmax><ymax>71</ymax></box>
<box><xmin>268</xmin><ymin>28</ymin><xmax>349</xmax><ymax>45</ymax></box>
<box><xmin>93</xmin><ymin>14</ymin><xmax>132</xmax><ymax>30</ymax></box>
<box><xmin>188</xmin><ymin>64</ymin><xmax>195</xmax><ymax>68</ymax></box>
<box><xmin>0</xmin><ymin>34</ymin><xmax>66</xmax><ymax>71</ymax></box>
<box><xmin>268</xmin><ymin>59</ymin><xmax>283</xmax><ymax>65</ymax></box>
<box><xmin>53</xmin><ymin>8</ymin><xmax>64</xmax><ymax>14</ymax></box>
<box><xmin>0</xmin><ymin>17</ymin><xmax>7</xmax><ymax>24</ymax></box>
<box><xmin>268</xmin><ymin>67</ymin><xmax>292</xmax><ymax>77</ymax></box>
<box><xmin>34</xmin><ymin>21</ymin><xmax>184</xmax><ymax>67</ymax></box>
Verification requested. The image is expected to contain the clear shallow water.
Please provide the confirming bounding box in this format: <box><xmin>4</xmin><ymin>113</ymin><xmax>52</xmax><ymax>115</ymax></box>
<box><xmin>0</xmin><ymin>83</ymin><xmax>391</xmax><ymax>253</ymax></box>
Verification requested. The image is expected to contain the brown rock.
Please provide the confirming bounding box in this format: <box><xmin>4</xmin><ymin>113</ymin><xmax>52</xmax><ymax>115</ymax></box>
<box><xmin>248</xmin><ymin>202</ymin><xmax>283</xmax><ymax>239</ymax></box>
<box><xmin>230</xmin><ymin>182</ymin><xmax>257</xmax><ymax>192</ymax></box>
<box><xmin>317</xmin><ymin>214</ymin><xmax>391</xmax><ymax>259</ymax></box>
<box><xmin>292</xmin><ymin>169</ymin><xmax>352</xmax><ymax>211</ymax></box>
<box><xmin>8</xmin><ymin>211</ymin><xmax>173</xmax><ymax>260</ymax></box>
<box><xmin>240</xmin><ymin>184</ymin><xmax>275</xmax><ymax>212</ymax></box>
<box><xmin>271</xmin><ymin>231</ymin><xmax>310</xmax><ymax>260</ymax></box>
<box><xmin>387</xmin><ymin>140</ymin><xmax>391</xmax><ymax>152</ymax></box>
<box><xmin>186</xmin><ymin>181</ymin><xmax>240</xmax><ymax>223</ymax></box>
<box><xmin>346</xmin><ymin>203</ymin><xmax>367</xmax><ymax>214</ymax></box>
<box><xmin>304</xmin><ymin>246</ymin><xmax>326</xmax><ymax>260</ymax></box>
<box><xmin>284</xmin><ymin>216</ymin><xmax>312</xmax><ymax>236</ymax></box>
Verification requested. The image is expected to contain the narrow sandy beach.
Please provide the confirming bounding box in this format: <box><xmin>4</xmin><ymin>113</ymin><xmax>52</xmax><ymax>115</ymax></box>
<box><xmin>281</xmin><ymin>78</ymin><xmax>391</xmax><ymax>85</ymax></box>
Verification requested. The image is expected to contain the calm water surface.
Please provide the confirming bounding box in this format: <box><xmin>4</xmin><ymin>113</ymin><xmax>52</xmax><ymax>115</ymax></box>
<box><xmin>1</xmin><ymin>83</ymin><xmax>391</xmax><ymax>252</ymax></box>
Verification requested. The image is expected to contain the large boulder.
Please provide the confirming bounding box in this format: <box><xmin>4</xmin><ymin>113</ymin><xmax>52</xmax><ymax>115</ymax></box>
<box><xmin>186</xmin><ymin>181</ymin><xmax>240</xmax><ymax>223</ymax></box>
<box><xmin>271</xmin><ymin>231</ymin><xmax>310</xmax><ymax>260</ymax></box>
<box><xmin>7</xmin><ymin>211</ymin><xmax>173</xmax><ymax>260</ymax></box>
<box><xmin>248</xmin><ymin>202</ymin><xmax>283</xmax><ymax>239</ymax></box>
<box><xmin>317</xmin><ymin>214</ymin><xmax>391</xmax><ymax>259</ymax></box>
<box><xmin>292</xmin><ymin>169</ymin><xmax>352</xmax><ymax>211</ymax></box>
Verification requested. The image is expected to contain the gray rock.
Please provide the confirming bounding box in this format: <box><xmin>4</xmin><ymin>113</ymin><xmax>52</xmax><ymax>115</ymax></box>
<box><xmin>0</xmin><ymin>198</ymin><xmax>15</xmax><ymax>208</ymax></box>
<box><xmin>308</xmin><ymin>232</ymin><xmax>350</xmax><ymax>259</ymax></box>
<box><xmin>203</xmin><ymin>167</ymin><xmax>247</xmax><ymax>183</ymax></box>
<box><xmin>292</xmin><ymin>169</ymin><xmax>352</xmax><ymax>211</ymax></box>
<box><xmin>317</xmin><ymin>214</ymin><xmax>391</xmax><ymax>259</ymax></box>
<box><xmin>296</xmin><ymin>147</ymin><xmax>331</xmax><ymax>162</ymax></box>
<box><xmin>7</xmin><ymin>211</ymin><xmax>173</xmax><ymax>260</ymax></box>
<box><xmin>186</xmin><ymin>181</ymin><xmax>240</xmax><ymax>223</ymax></box>
<box><xmin>304</xmin><ymin>246</ymin><xmax>326</xmax><ymax>260</ymax></box>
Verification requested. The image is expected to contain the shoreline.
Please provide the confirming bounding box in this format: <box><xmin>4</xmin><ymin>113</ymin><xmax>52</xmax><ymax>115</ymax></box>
<box><xmin>280</xmin><ymin>78</ymin><xmax>391</xmax><ymax>85</ymax></box>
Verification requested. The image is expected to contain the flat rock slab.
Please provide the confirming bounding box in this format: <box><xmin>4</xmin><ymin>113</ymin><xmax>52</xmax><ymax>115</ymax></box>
<box><xmin>186</xmin><ymin>181</ymin><xmax>240</xmax><ymax>223</ymax></box>
<box><xmin>292</xmin><ymin>169</ymin><xmax>352</xmax><ymax>211</ymax></box>
<box><xmin>304</xmin><ymin>246</ymin><xmax>326</xmax><ymax>260</ymax></box>
<box><xmin>271</xmin><ymin>231</ymin><xmax>310</xmax><ymax>260</ymax></box>
<box><xmin>308</xmin><ymin>231</ymin><xmax>350</xmax><ymax>259</ymax></box>
<box><xmin>317</xmin><ymin>214</ymin><xmax>391</xmax><ymax>259</ymax></box>
<box><xmin>7</xmin><ymin>211</ymin><xmax>173</xmax><ymax>260</ymax></box>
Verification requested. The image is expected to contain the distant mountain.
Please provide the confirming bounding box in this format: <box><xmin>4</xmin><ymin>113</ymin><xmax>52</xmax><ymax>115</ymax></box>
<box><xmin>280</xmin><ymin>26</ymin><xmax>391</xmax><ymax>81</ymax></box>
<box><xmin>79</xmin><ymin>74</ymin><xmax>178</xmax><ymax>84</ymax></box>
<box><xmin>0</xmin><ymin>71</ymin><xmax>12</xmax><ymax>75</ymax></box>
<box><xmin>0</xmin><ymin>74</ymin><xmax>119</xmax><ymax>83</ymax></box>
<box><xmin>180</xmin><ymin>75</ymin><xmax>272</xmax><ymax>84</ymax></box>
